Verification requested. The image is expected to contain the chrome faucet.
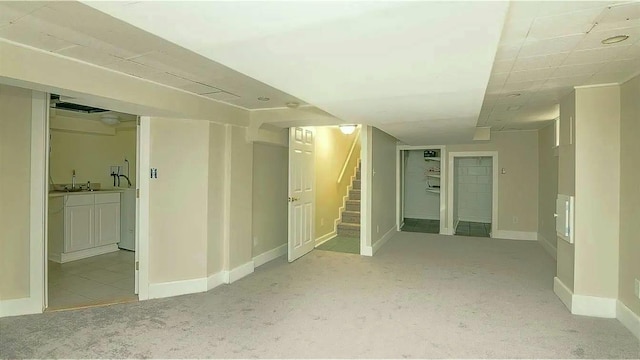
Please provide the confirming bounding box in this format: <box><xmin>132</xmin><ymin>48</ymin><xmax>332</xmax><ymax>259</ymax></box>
<box><xmin>71</xmin><ymin>170</ymin><xmax>76</xmax><ymax>189</ymax></box>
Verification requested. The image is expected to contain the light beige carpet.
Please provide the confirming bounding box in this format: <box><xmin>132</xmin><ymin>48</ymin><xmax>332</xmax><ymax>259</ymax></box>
<box><xmin>1</xmin><ymin>232</ymin><xmax>639</xmax><ymax>358</ymax></box>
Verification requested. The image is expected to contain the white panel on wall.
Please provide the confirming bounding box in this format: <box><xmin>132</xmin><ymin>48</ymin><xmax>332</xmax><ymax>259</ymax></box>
<box><xmin>403</xmin><ymin>150</ymin><xmax>440</xmax><ymax>220</ymax></box>
<box><xmin>455</xmin><ymin>157</ymin><xmax>492</xmax><ymax>223</ymax></box>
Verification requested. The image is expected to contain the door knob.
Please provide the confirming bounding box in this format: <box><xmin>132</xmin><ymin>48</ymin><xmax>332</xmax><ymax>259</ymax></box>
<box><xmin>288</xmin><ymin>197</ymin><xmax>300</xmax><ymax>202</ymax></box>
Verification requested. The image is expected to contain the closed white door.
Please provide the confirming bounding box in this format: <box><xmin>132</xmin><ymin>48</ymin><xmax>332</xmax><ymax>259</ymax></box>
<box><xmin>288</xmin><ymin>127</ymin><xmax>315</xmax><ymax>262</ymax></box>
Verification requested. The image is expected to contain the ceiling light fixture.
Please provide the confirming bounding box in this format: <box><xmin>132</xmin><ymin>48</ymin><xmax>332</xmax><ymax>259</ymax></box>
<box><xmin>339</xmin><ymin>124</ymin><xmax>357</xmax><ymax>135</ymax></box>
<box><xmin>286</xmin><ymin>102</ymin><xmax>300</xmax><ymax>108</ymax></box>
<box><xmin>100</xmin><ymin>113</ymin><xmax>120</xmax><ymax>126</ymax></box>
<box><xmin>601</xmin><ymin>34</ymin><xmax>629</xmax><ymax>44</ymax></box>
<box><xmin>257</xmin><ymin>97</ymin><xmax>270</xmax><ymax>101</ymax></box>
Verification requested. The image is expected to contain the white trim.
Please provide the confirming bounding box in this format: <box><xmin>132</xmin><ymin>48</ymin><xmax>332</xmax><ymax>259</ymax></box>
<box><xmin>617</xmin><ymin>300</ymin><xmax>640</xmax><ymax>341</ymax></box>
<box><xmin>49</xmin><ymin>244</ymin><xmax>119</xmax><ymax>263</ymax></box>
<box><xmin>224</xmin><ymin>261</ymin><xmax>255</xmax><ymax>284</ymax></box>
<box><xmin>207</xmin><ymin>272</ymin><xmax>225</xmax><ymax>291</ymax></box>
<box><xmin>372</xmin><ymin>226</ymin><xmax>395</xmax><ymax>255</ymax></box>
<box><xmin>28</xmin><ymin>91</ymin><xmax>48</xmax><ymax>316</ymax></box>
<box><xmin>453</xmin><ymin>218</ymin><xmax>460</xmax><ymax>233</ymax></box>
<box><xmin>222</xmin><ymin>125</ymin><xmax>232</xmax><ymax>268</ymax></box>
<box><xmin>554</xmin><ymin>277</ymin><xmax>573</xmax><ymax>311</ymax></box>
<box><xmin>538</xmin><ymin>233</ymin><xmax>557</xmax><ymax>260</ymax></box>
<box><xmin>574</xmin><ymin>83</ymin><xmax>620</xmax><ymax>89</ymax></box>
<box><xmin>447</xmin><ymin>151</ymin><xmax>498</xmax><ymax>238</ymax></box>
<box><xmin>492</xmin><ymin>230</ymin><xmax>538</xmax><ymax>241</ymax></box>
<box><xmin>360</xmin><ymin>126</ymin><xmax>372</xmax><ymax>256</ymax></box>
<box><xmin>398</xmin><ymin>221</ymin><xmax>405</xmax><ymax>231</ymax></box>
<box><xmin>148</xmin><ymin>278</ymin><xmax>207</xmax><ymax>300</ymax></box>
<box><xmin>573</xmin><ymin>294</ymin><xmax>617</xmax><ymax>318</ymax></box>
<box><xmin>315</xmin><ymin>232</ymin><xmax>337</xmax><ymax>247</ymax></box>
<box><xmin>253</xmin><ymin>244</ymin><xmax>287</xmax><ymax>268</ymax></box>
<box><xmin>137</xmin><ymin>116</ymin><xmax>151</xmax><ymax>301</ymax></box>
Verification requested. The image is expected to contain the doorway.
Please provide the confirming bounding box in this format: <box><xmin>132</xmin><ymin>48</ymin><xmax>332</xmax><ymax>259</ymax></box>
<box><xmin>447</xmin><ymin>152</ymin><xmax>498</xmax><ymax>238</ymax></box>
<box><xmin>46</xmin><ymin>95</ymin><xmax>140</xmax><ymax>310</ymax></box>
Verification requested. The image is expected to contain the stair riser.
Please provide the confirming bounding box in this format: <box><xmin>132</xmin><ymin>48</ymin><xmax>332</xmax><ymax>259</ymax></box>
<box><xmin>352</xmin><ymin>180</ymin><xmax>361</xmax><ymax>190</ymax></box>
<box><xmin>346</xmin><ymin>203</ymin><xmax>360</xmax><ymax>211</ymax></box>
<box><xmin>349</xmin><ymin>190</ymin><xmax>361</xmax><ymax>200</ymax></box>
<box><xmin>342</xmin><ymin>213</ymin><xmax>360</xmax><ymax>223</ymax></box>
<box><xmin>355</xmin><ymin>172</ymin><xmax>360</xmax><ymax>180</ymax></box>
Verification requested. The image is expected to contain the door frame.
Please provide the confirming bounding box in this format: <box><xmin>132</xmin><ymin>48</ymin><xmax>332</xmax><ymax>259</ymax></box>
<box><xmin>396</xmin><ymin>145</ymin><xmax>447</xmax><ymax>234</ymax></box>
<box><xmin>446</xmin><ymin>151</ymin><xmax>499</xmax><ymax>237</ymax></box>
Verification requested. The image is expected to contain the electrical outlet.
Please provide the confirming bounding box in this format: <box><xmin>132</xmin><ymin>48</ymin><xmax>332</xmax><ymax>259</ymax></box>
<box><xmin>376</xmin><ymin>225</ymin><xmax>379</xmax><ymax>233</ymax></box>
<box><xmin>512</xmin><ymin>216</ymin><xmax>519</xmax><ymax>224</ymax></box>
<box><xmin>109</xmin><ymin>166</ymin><xmax>119</xmax><ymax>175</ymax></box>
<box><xmin>320</xmin><ymin>218</ymin><xmax>325</xmax><ymax>226</ymax></box>
<box><xmin>635</xmin><ymin>279</ymin><xmax>640</xmax><ymax>300</ymax></box>
<box><xmin>253</xmin><ymin>237</ymin><xmax>258</xmax><ymax>247</ymax></box>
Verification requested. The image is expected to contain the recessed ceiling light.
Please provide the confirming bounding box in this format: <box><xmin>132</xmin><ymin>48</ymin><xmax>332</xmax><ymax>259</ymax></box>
<box><xmin>286</xmin><ymin>102</ymin><xmax>300</xmax><ymax>108</ymax></box>
<box><xmin>257</xmin><ymin>97</ymin><xmax>270</xmax><ymax>101</ymax></box>
<box><xmin>507</xmin><ymin>93</ymin><xmax>521</xmax><ymax>98</ymax></box>
<box><xmin>601</xmin><ymin>34</ymin><xmax>629</xmax><ymax>44</ymax></box>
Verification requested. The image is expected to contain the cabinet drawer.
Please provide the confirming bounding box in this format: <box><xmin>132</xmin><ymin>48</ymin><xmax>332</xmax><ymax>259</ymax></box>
<box><xmin>65</xmin><ymin>194</ymin><xmax>94</xmax><ymax>206</ymax></box>
<box><xmin>95</xmin><ymin>193</ymin><xmax>121</xmax><ymax>204</ymax></box>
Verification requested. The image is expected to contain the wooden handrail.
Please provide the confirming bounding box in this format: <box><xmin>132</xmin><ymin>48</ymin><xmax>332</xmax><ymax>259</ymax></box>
<box><xmin>337</xmin><ymin>126</ymin><xmax>361</xmax><ymax>184</ymax></box>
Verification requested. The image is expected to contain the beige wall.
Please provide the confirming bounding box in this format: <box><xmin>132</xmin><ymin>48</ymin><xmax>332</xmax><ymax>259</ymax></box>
<box><xmin>537</xmin><ymin>122</ymin><xmax>558</xmax><ymax>252</ymax></box>
<box><xmin>446</xmin><ymin>131</ymin><xmax>539</xmax><ymax>233</ymax></box>
<box><xmin>252</xmin><ymin>143</ymin><xmax>288</xmax><ymax>257</ymax></box>
<box><xmin>228</xmin><ymin>126</ymin><xmax>254</xmax><ymax>269</ymax></box>
<box><xmin>314</xmin><ymin>126</ymin><xmax>360</xmax><ymax>239</ymax></box>
<box><xmin>0</xmin><ymin>84</ymin><xmax>32</xmax><ymax>300</ymax></box>
<box><xmin>371</xmin><ymin>127</ymin><xmax>398</xmax><ymax>244</ymax></box>
<box><xmin>207</xmin><ymin>123</ymin><xmax>226</xmax><ymax>276</ymax></box>
<box><xmin>573</xmin><ymin>85</ymin><xmax>620</xmax><ymax>299</ymax></box>
<box><xmin>556</xmin><ymin>90</ymin><xmax>576</xmax><ymax>291</ymax></box>
<box><xmin>149</xmin><ymin>118</ymin><xmax>209</xmax><ymax>283</ymax></box>
<box><xmin>619</xmin><ymin>74</ymin><xmax>640</xmax><ymax>315</ymax></box>
<box><xmin>50</xmin><ymin>120</ymin><xmax>136</xmax><ymax>189</ymax></box>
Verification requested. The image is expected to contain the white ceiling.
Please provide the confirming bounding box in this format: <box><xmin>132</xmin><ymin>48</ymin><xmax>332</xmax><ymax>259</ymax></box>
<box><xmin>1</xmin><ymin>1</ymin><xmax>639</xmax><ymax>144</ymax></box>
<box><xmin>0</xmin><ymin>1</ymin><xmax>305</xmax><ymax>110</ymax></box>
<box><xmin>84</xmin><ymin>1</ymin><xmax>509</xmax><ymax>145</ymax></box>
<box><xmin>480</xmin><ymin>1</ymin><xmax>640</xmax><ymax>131</ymax></box>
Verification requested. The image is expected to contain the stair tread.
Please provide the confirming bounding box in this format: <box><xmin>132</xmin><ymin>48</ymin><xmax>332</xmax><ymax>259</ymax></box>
<box><xmin>338</xmin><ymin>223</ymin><xmax>361</xmax><ymax>229</ymax></box>
<box><xmin>342</xmin><ymin>210</ymin><xmax>360</xmax><ymax>215</ymax></box>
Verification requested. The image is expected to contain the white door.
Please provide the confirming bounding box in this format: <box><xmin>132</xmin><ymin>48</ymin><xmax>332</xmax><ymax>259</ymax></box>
<box><xmin>288</xmin><ymin>127</ymin><xmax>315</xmax><ymax>262</ymax></box>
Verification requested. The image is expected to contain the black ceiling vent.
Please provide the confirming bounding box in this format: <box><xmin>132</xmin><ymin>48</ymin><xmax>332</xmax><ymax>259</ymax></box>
<box><xmin>50</xmin><ymin>94</ymin><xmax>109</xmax><ymax>113</ymax></box>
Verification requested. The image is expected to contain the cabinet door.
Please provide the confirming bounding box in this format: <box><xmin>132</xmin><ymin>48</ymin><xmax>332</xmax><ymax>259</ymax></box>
<box><xmin>64</xmin><ymin>205</ymin><xmax>94</xmax><ymax>252</ymax></box>
<box><xmin>95</xmin><ymin>202</ymin><xmax>121</xmax><ymax>246</ymax></box>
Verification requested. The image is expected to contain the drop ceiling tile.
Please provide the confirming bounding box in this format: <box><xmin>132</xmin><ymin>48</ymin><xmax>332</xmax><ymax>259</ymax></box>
<box><xmin>501</xmin><ymin>80</ymin><xmax>545</xmax><ymax>93</ymax></box>
<box><xmin>551</xmin><ymin>62</ymin><xmax>606</xmax><ymax>78</ymax></box>
<box><xmin>0</xmin><ymin>2</ymin><xmax>47</xmax><ymax>28</ymax></box>
<box><xmin>56</xmin><ymin>45</ymin><xmax>122</xmax><ymax>66</ymax></box>
<box><xmin>144</xmin><ymin>72</ymin><xmax>194</xmax><ymax>88</ymax></box>
<box><xmin>528</xmin><ymin>7</ymin><xmax>603</xmax><ymax>40</ymax></box>
<box><xmin>495</xmin><ymin>43</ymin><xmax>522</xmax><ymax>61</ymax></box>
<box><xmin>103</xmin><ymin>60</ymin><xmax>161</xmax><ymax>78</ymax></box>
<box><xmin>519</xmin><ymin>34</ymin><xmax>584</xmax><ymax>57</ymax></box>
<box><xmin>178</xmin><ymin>82</ymin><xmax>222</xmax><ymax>95</ymax></box>
<box><xmin>499</xmin><ymin>20</ymin><xmax>532</xmax><ymax>45</ymax></box>
<box><xmin>592</xmin><ymin>2</ymin><xmax>640</xmax><ymax>32</ymax></box>
<box><xmin>202</xmin><ymin>91</ymin><xmax>241</xmax><ymax>101</ymax></box>
<box><xmin>563</xmin><ymin>45</ymin><xmax>632</xmax><ymax>66</ymax></box>
<box><xmin>576</xmin><ymin>26</ymin><xmax>640</xmax><ymax>50</ymax></box>
<box><xmin>488</xmin><ymin>72</ymin><xmax>508</xmax><ymax>86</ymax></box>
<box><xmin>598</xmin><ymin>58</ymin><xmax>640</xmax><ymax>74</ymax></box>
<box><xmin>584</xmin><ymin>71</ymin><xmax>632</xmax><ymax>85</ymax></box>
<box><xmin>620</xmin><ymin>42</ymin><xmax>640</xmax><ymax>58</ymax></box>
<box><xmin>511</xmin><ymin>52</ymin><xmax>569</xmax><ymax>71</ymax></box>
<box><xmin>491</xmin><ymin>59</ymin><xmax>515</xmax><ymax>73</ymax></box>
<box><xmin>0</xmin><ymin>23</ymin><xmax>75</xmax><ymax>52</ymax></box>
<box><xmin>507</xmin><ymin>68</ymin><xmax>555</xmax><ymax>82</ymax></box>
<box><xmin>542</xmin><ymin>75</ymin><xmax>593</xmax><ymax>88</ymax></box>
<box><xmin>534</xmin><ymin>1</ymin><xmax>611</xmax><ymax>18</ymax></box>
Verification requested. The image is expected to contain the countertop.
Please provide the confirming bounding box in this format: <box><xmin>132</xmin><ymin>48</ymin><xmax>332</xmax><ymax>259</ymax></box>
<box><xmin>48</xmin><ymin>189</ymin><xmax>126</xmax><ymax>198</ymax></box>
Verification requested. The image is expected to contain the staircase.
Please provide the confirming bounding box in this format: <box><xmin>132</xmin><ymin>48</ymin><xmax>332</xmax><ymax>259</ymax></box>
<box><xmin>337</xmin><ymin>162</ymin><xmax>361</xmax><ymax>238</ymax></box>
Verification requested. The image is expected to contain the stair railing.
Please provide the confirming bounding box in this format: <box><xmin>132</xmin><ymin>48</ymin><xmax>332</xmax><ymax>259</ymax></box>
<box><xmin>337</xmin><ymin>126</ymin><xmax>362</xmax><ymax>184</ymax></box>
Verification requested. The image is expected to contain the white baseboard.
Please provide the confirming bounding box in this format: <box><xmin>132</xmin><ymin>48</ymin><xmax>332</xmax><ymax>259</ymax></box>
<box><xmin>0</xmin><ymin>297</ymin><xmax>42</xmax><ymax>318</ymax></box>
<box><xmin>50</xmin><ymin>244</ymin><xmax>119</xmax><ymax>264</ymax></box>
<box><xmin>253</xmin><ymin>244</ymin><xmax>286</xmax><ymax>268</ymax></box>
<box><xmin>453</xmin><ymin>218</ymin><xmax>460</xmax><ymax>231</ymax></box>
<box><xmin>538</xmin><ymin>233</ymin><xmax>557</xmax><ymax>260</ymax></box>
<box><xmin>361</xmin><ymin>246</ymin><xmax>373</xmax><ymax>256</ymax></box>
<box><xmin>148</xmin><ymin>277</ymin><xmax>207</xmax><ymax>300</ymax></box>
<box><xmin>458</xmin><ymin>216</ymin><xmax>491</xmax><ymax>223</ymax></box>
<box><xmin>573</xmin><ymin>294</ymin><xmax>617</xmax><ymax>318</ymax></box>
<box><xmin>554</xmin><ymin>277</ymin><xmax>573</xmax><ymax>311</ymax></box>
<box><xmin>372</xmin><ymin>226</ymin><xmax>395</xmax><ymax>255</ymax></box>
<box><xmin>224</xmin><ymin>261</ymin><xmax>255</xmax><ymax>284</ymax></box>
<box><xmin>617</xmin><ymin>300</ymin><xmax>640</xmax><ymax>341</ymax></box>
<box><xmin>553</xmin><ymin>277</ymin><xmax>617</xmax><ymax>318</ymax></box>
<box><xmin>442</xmin><ymin>227</ymin><xmax>454</xmax><ymax>235</ymax></box>
<box><xmin>492</xmin><ymin>230</ymin><xmax>537</xmax><ymax>241</ymax></box>
<box><xmin>207</xmin><ymin>271</ymin><xmax>225</xmax><ymax>291</ymax></box>
<box><xmin>315</xmin><ymin>232</ymin><xmax>337</xmax><ymax>247</ymax></box>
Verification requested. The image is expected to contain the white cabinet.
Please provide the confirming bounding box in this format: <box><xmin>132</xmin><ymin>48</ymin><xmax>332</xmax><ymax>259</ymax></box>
<box><xmin>49</xmin><ymin>192</ymin><xmax>121</xmax><ymax>263</ymax></box>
